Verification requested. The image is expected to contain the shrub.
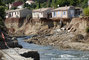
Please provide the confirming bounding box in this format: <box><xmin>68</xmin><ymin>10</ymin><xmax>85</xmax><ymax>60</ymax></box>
<box><xmin>11</xmin><ymin>6</ymin><xmax>17</xmax><ymax>10</ymax></box>
<box><xmin>86</xmin><ymin>27</ymin><xmax>89</xmax><ymax>33</ymax></box>
<box><xmin>83</xmin><ymin>8</ymin><xmax>89</xmax><ymax>16</ymax></box>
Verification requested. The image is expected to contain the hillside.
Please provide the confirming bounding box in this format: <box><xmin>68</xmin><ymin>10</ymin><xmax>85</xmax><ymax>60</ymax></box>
<box><xmin>2</xmin><ymin>0</ymin><xmax>88</xmax><ymax>8</ymax></box>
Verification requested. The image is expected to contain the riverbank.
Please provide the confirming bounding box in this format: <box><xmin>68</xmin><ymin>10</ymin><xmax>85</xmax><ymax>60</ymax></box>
<box><xmin>24</xmin><ymin>29</ymin><xmax>89</xmax><ymax>51</ymax></box>
<box><xmin>4</xmin><ymin>17</ymin><xmax>89</xmax><ymax>51</ymax></box>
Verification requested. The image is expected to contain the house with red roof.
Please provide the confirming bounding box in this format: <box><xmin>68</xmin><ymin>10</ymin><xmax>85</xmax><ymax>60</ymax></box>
<box><xmin>9</xmin><ymin>1</ymin><xmax>24</xmax><ymax>9</ymax></box>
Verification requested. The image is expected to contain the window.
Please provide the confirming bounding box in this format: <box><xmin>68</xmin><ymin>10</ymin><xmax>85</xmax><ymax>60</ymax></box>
<box><xmin>63</xmin><ymin>11</ymin><xmax>66</xmax><ymax>15</ymax></box>
<box><xmin>15</xmin><ymin>12</ymin><xmax>17</xmax><ymax>15</ymax></box>
<box><xmin>58</xmin><ymin>11</ymin><xmax>60</xmax><ymax>15</ymax></box>
<box><xmin>53</xmin><ymin>12</ymin><xmax>56</xmax><ymax>16</ymax></box>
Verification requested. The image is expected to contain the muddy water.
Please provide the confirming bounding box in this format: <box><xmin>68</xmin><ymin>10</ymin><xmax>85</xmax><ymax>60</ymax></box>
<box><xmin>17</xmin><ymin>36</ymin><xmax>89</xmax><ymax>60</ymax></box>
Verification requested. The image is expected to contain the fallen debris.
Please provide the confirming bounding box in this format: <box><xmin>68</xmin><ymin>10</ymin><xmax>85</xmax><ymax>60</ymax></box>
<box><xmin>2</xmin><ymin>48</ymin><xmax>40</xmax><ymax>60</ymax></box>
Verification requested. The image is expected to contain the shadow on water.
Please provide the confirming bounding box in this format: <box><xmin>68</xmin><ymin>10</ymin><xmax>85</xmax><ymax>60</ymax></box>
<box><xmin>17</xmin><ymin>36</ymin><xmax>89</xmax><ymax>60</ymax></box>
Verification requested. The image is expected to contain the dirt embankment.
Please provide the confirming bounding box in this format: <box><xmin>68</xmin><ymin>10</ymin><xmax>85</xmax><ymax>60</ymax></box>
<box><xmin>24</xmin><ymin>29</ymin><xmax>89</xmax><ymax>51</ymax></box>
<box><xmin>5</xmin><ymin>17</ymin><xmax>89</xmax><ymax>51</ymax></box>
<box><xmin>5</xmin><ymin>18</ymin><xmax>55</xmax><ymax>36</ymax></box>
<box><xmin>24</xmin><ymin>17</ymin><xmax>89</xmax><ymax>51</ymax></box>
<box><xmin>66</xmin><ymin>17</ymin><xmax>89</xmax><ymax>35</ymax></box>
<box><xmin>5</xmin><ymin>18</ymin><xmax>27</xmax><ymax>36</ymax></box>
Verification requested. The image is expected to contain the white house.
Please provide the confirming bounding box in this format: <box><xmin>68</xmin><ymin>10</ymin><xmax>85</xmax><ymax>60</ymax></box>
<box><xmin>25</xmin><ymin>0</ymin><xmax>35</xmax><ymax>5</ymax></box>
<box><xmin>8</xmin><ymin>1</ymin><xmax>24</xmax><ymax>9</ymax></box>
<box><xmin>6</xmin><ymin>8</ymin><xmax>32</xmax><ymax>18</ymax></box>
<box><xmin>32</xmin><ymin>8</ymin><xmax>53</xmax><ymax>19</ymax></box>
<box><xmin>52</xmin><ymin>6</ymin><xmax>75</xmax><ymax>19</ymax></box>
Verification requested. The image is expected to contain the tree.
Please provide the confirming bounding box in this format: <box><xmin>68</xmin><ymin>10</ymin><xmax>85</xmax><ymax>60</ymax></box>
<box><xmin>83</xmin><ymin>8</ymin><xmax>89</xmax><ymax>16</ymax></box>
<box><xmin>0</xmin><ymin>0</ymin><xmax>6</xmax><ymax>32</ymax></box>
<box><xmin>48</xmin><ymin>0</ymin><xmax>51</xmax><ymax>7</ymax></box>
<box><xmin>38</xmin><ymin>0</ymin><xmax>41</xmax><ymax>8</ymax></box>
<box><xmin>81</xmin><ymin>0</ymin><xmax>88</xmax><ymax>8</ymax></box>
<box><xmin>67</xmin><ymin>0</ymin><xmax>75</xmax><ymax>6</ymax></box>
<box><xmin>0</xmin><ymin>6</ymin><xmax>5</xmax><ymax>19</ymax></box>
<box><xmin>2</xmin><ymin>0</ymin><xmax>15</xmax><ymax>4</ymax></box>
<box><xmin>56</xmin><ymin>0</ymin><xmax>68</xmax><ymax>7</ymax></box>
<box><xmin>15</xmin><ymin>0</ymin><xmax>26</xmax><ymax>3</ymax></box>
<box><xmin>41</xmin><ymin>2</ymin><xmax>47</xmax><ymax>8</ymax></box>
<box><xmin>51</xmin><ymin>0</ymin><xmax>55</xmax><ymax>8</ymax></box>
<box><xmin>0</xmin><ymin>0</ymin><xmax>5</xmax><ymax>19</ymax></box>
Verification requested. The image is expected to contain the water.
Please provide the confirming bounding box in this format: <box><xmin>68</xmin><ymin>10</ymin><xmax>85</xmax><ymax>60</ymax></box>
<box><xmin>17</xmin><ymin>36</ymin><xmax>89</xmax><ymax>60</ymax></box>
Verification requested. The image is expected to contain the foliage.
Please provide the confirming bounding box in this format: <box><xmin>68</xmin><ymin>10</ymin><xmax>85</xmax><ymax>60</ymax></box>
<box><xmin>47</xmin><ymin>0</ymin><xmax>51</xmax><ymax>7</ymax></box>
<box><xmin>1</xmin><ymin>0</ymin><xmax>15</xmax><ymax>4</ymax></box>
<box><xmin>1</xmin><ymin>0</ymin><xmax>88</xmax><ymax>9</ymax></box>
<box><xmin>41</xmin><ymin>2</ymin><xmax>47</xmax><ymax>8</ymax></box>
<box><xmin>11</xmin><ymin>6</ymin><xmax>17</xmax><ymax>10</ymax></box>
<box><xmin>24</xmin><ymin>3</ymin><xmax>36</xmax><ymax>10</ymax></box>
<box><xmin>86</xmin><ymin>27</ymin><xmax>89</xmax><ymax>33</ymax></box>
<box><xmin>0</xmin><ymin>0</ymin><xmax>5</xmax><ymax>28</ymax></box>
<box><xmin>15</xmin><ymin>0</ymin><xmax>26</xmax><ymax>3</ymax></box>
<box><xmin>83</xmin><ymin>8</ymin><xmax>89</xmax><ymax>16</ymax></box>
<box><xmin>2</xmin><ymin>0</ymin><xmax>88</xmax><ymax>9</ymax></box>
<box><xmin>29</xmin><ymin>0</ymin><xmax>88</xmax><ymax>9</ymax></box>
<box><xmin>38</xmin><ymin>0</ymin><xmax>41</xmax><ymax>8</ymax></box>
<box><xmin>0</xmin><ymin>6</ymin><xmax>5</xmax><ymax>19</ymax></box>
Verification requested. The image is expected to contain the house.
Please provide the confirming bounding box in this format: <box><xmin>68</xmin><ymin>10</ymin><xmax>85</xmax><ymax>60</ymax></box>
<box><xmin>52</xmin><ymin>6</ymin><xmax>75</xmax><ymax>19</ymax></box>
<box><xmin>25</xmin><ymin>0</ymin><xmax>35</xmax><ymax>5</ymax></box>
<box><xmin>9</xmin><ymin>1</ymin><xmax>24</xmax><ymax>9</ymax></box>
<box><xmin>6</xmin><ymin>8</ymin><xmax>32</xmax><ymax>18</ymax></box>
<box><xmin>32</xmin><ymin>8</ymin><xmax>53</xmax><ymax>19</ymax></box>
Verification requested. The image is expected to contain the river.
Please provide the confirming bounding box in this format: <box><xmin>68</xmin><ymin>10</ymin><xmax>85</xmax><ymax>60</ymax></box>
<box><xmin>17</xmin><ymin>36</ymin><xmax>89</xmax><ymax>60</ymax></box>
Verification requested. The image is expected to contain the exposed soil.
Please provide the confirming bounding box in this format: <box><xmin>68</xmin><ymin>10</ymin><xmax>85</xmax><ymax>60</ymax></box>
<box><xmin>24</xmin><ymin>29</ymin><xmax>89</xmax><ymax>51</ymax></box>
<box><xmin>5</xmin><ymin>17</ymin><xmax>89</xmax><ymax>51</ymax></box>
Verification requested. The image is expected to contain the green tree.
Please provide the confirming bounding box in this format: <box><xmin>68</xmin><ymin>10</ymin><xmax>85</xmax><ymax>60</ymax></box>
<box><xmin>2</xmin><ymin>0</ymin><xmax>15</xmax><ymax>4</ymax></box>
<box><xmin>0</xmin><ymin>0</ymin><xmax>6</xmax><ymax>32</ymax></box>
<box><xmin>48</xmin><ymin>0</ymin><xmax>51</xmax><ymax>7</ymax></box>
<box><xmin>0</xmin><ymin>6</ymin><xmax>5</xmax><ymax>19</ymax></box>
<box><xmin>81</xmin><ymin>0</ymin><xmax>88</xmax><ymax>8</ymax></box>
<box><xmin>38</xmin><ymin>0</ymin><xmax>41</xmax><ymax>8</ymax></box>
<box><xmin>41</xmin><ymin>2</ymin><xmax>47</xmax><ymax>8</ymax></box>
<box><xmin>15</xmin><ymin>0</ymin><xmax>26</xmax><ymax>3</ymax></box>
<box><xmin>67</xmin><ymin>0</ymin><xmax>75</xmax><ymax>6</ymax></box>
<box><xmin>56</xmin><ymin>0</ymin><xmax>68</xmax><ymax>7</ymax></box>
<box><xmin>83</xmin><ymin>8</ymin><xmax>89</xmax><ymax>16</ymax></box>
<box><xmin>0</xmin><ymin>0</ymin><xmax>5</xmax><ymax>19</ymax></box>
<box><xmin>51</xmin><ymin>0</ymin><xmax>55</xmax><ymax>8</ymax></box>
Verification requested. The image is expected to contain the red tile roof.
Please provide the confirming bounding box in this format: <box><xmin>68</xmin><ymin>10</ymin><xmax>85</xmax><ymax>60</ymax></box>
<box><xmin>12</xmin><ymin>1</ymin><xmax>23</xmax><ymax>7</ymax></box>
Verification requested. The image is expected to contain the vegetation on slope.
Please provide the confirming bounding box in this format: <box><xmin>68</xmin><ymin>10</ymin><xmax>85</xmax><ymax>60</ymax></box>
<box><xmin>1</xmin><ymin>0</ymin><xmax>88</xmax><ymax>10</ymax></box>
